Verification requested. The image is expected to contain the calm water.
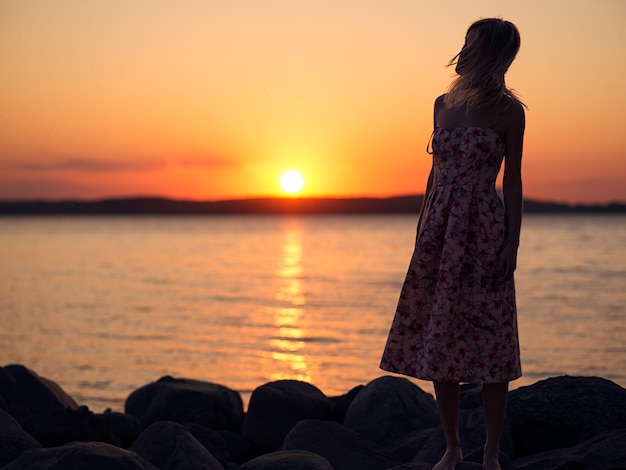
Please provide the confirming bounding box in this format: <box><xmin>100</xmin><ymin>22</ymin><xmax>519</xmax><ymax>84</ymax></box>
<box><xmin>1</xmin><ymin>214</ymin><xmax>625</xmax><ymax>411</ymax></box>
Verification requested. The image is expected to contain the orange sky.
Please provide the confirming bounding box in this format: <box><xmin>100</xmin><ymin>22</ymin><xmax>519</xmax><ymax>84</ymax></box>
<box><xmin>1</xmin><ymin>0</ymin><xmax>625</xmax><ymax>203</ymax></box>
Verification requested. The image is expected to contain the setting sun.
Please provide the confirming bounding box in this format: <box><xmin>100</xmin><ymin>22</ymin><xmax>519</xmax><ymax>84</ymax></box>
<box><xmin>280</xmin><ymin>171</ymin><xmax>305</xmax><ymax>195</ymax></box>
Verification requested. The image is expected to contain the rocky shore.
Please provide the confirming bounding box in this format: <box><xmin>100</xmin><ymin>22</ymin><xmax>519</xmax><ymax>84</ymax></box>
<box><xmin>1</xmin><ymin>364</ymin><xmax>625</xmax><ymax>469</ymax></box>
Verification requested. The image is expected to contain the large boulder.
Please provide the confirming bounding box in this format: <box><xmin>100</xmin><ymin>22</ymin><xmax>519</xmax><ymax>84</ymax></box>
<box><xmin>217</xmin><ymin>429</ymin><xmax>255</xmax><ymax>464</ymax></box>
<box><xmin>98</xmin><ymin>410</ymin><xmax>142</xmax><ymax>449</ymax></box>
<box><xmin>20</xmin><ymin>405</ymin><xmax>118</xmax><ymax>448</ymax></box>
<box><xmin>283</xmin><ymin>419</ymin><xmax>402</xmax><ymax>470</ymax></box>
<box><xmin>0</xmin><ymin>365</ymin><xmax>78</xmax><ymax>424</ymax></box>
<box><xmin>507</xmin><ymin>375</ymin><xmax>626</xmax><ymax>458</ymax></box>
<box><xmin>328</xmin><ymin>384</ymin><xmax>364</xmax><ymax>422</ymax></box>
<box><xmin>238</xmin><ymin>450</ymin><xmax>333</xmax><ymax>470</ymax></box>
<box><xmin>2</xmin><ymin>441</ymin><xmax>157</xmax><ymax>470</ymax></box>
<box><xmin>0</xmin><ymin>409</ymin><xmax>41</xmax><ymax>468</ymax></box>
<box><xmin>130</xmin><ymin>421</ymin><xmax>223</xmax><ymax>470</ymax></box>
<box><xmin>242</xmin><ymin>380</ymin><xmax>334</xmax><ymax>453</ymax></box>
<box><xmin>125</xmin><ymin>376</ymin><xmax>243</xmax><ymax>431</ymax></box>
<box><xmin>343</xmin><ymin>376</ymin><xmax>439</xmax><ymax>447</ymax></box>
<box><xmin>411</xmin><ymin>407</ymin><xmax>513</xmax><ymax>468</ymax></box>
<box><xmin>389</xmin><ymin>464</ymin><xmax>482</xmax><ymax>470</ymax></box>
<box><xmin>183</xmin><ymin>423</ymin><xmax>228</xmax><ymax>468</ymax></box>
<box><xmin>511</xmin><ymin>428</ymin><xmax>626</xmax><ymax>470</ymax></box>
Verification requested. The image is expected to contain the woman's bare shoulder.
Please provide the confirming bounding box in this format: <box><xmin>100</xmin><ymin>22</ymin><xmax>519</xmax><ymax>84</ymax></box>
<box><xmin>505</xmin><ymin>99</ymin><xmax>526</xmax><ymax>129</ymax></box>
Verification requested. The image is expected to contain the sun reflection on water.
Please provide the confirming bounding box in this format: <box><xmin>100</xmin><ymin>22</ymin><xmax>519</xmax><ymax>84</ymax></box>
<box><xmin>266</xmin><ymin>219</ymin><xmax>315</xmax><ymax>383</ymax></box>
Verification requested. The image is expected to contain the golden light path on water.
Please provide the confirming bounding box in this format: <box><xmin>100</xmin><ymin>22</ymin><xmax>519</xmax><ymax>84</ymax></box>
<box><xmin>266</xmin><ymin>220</ymin><xmax>314</xmax><ymax>383</ymax></box>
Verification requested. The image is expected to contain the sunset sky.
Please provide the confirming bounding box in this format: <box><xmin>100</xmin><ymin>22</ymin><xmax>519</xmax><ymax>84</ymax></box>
<box><xmin>1</xmin><ymin>0</ymin><xmax>625</xmax><ymax>203</ymax></box>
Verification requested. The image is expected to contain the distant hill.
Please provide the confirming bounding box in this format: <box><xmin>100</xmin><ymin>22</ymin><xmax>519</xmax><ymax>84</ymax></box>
<box><xmin>0</xmin><ymin>195</ymin><xmax>625</xmax><ymax>215</ymax></box>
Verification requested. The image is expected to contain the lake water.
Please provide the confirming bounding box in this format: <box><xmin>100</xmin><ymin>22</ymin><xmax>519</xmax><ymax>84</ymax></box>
<box><xmin>1</xmin><ymin>214</ymin><xmax>625</xmax><ymax>411</ymax></box>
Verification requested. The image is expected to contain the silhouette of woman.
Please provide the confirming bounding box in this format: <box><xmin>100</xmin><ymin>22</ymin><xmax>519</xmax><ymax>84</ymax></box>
<box><xmin>380</xmin><ymin>18</ymin><xmax>526</xmax><ymax>470</ymax></box>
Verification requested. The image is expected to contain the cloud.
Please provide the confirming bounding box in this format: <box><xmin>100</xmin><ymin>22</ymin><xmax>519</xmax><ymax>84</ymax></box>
<box><xmin>0</xmin><ymin>177</ymin><xmax>104</xmax><ymax>200</ymax></box>
<box><xmin>176</xmin><ymin>155</ymin><xmax>240</xmax><ymax>169</ymax></box>
<box><xmin>8</xmin><ymin>158</ymin><xmax>165</xmax><ymax>172</ymax></box>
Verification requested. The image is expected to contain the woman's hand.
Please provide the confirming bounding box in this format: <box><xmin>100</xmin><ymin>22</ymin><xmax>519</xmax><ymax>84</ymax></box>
<box><xmin>498</xmin><ymin>241</ymin><xmax>518</xmax><ymax>283</ymax></box>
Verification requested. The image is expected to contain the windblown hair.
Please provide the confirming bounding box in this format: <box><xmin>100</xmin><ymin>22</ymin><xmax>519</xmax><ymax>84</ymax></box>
<box><xmin>445</xmin><ymin>18</ymin><xmax>523</xmax><ymax>111</ymax></box>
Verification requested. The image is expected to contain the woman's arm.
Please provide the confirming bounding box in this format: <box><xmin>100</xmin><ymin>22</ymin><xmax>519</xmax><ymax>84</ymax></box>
<box><xmin>499</xmin><ymin>101</ymin><xmax>526</xmax><ymax>282</ymax></box>
<box><xmin>418</xmin><ymin>97</ymin><xmax>443</xmax><ymax>234</ymax></box>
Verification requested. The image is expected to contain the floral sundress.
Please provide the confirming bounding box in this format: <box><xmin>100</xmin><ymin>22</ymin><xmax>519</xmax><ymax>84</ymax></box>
<box><xmin>380</xmin><ymin>127</ymin><xmax>521</xmax><ymax>383</ymax></box>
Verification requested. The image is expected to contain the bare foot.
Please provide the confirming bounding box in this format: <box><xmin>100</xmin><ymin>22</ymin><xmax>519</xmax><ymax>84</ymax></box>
<box><xmin>483</xmin><ymin>454</ymin><xmax>501</xmax><ymax>470</ymax></box>
<box><xmin>432</xmin><ymin>447</ymin><xmax>463</xmax><ymax>470</ymax></box>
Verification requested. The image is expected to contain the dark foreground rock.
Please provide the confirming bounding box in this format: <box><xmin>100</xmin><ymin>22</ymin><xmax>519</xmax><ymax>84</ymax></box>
<box><xmin>507</xmin><ymin>375</ymin><xmax>626</xmax><ymax>458</ymax></box>
<box><xmin>125</xmin><ymin>375</ymin><xmax>244</xmax><ymax>432</ymax></box>
<box><xmin>283</xmin><ymin>419</ymin><xmax>402</xmax><ymax>470</ymax></box>
<box><xmin>1</xmin><ymin>365</ymin><xmax>625</xmax><ymax>470</ymax></box>
<box><xmin>2</xmin><ymin>441</ymin><xmax>157</xmax><ymax>469</ymax></box>
<box><xmin>0</xmin><ymin>365</ymin><xmax>78</xmax><ymax>424</ymax></box>
<box><xmin>238</xmin><ymin>449</ymin><xmax>333</xmax><ymax>470</ymax></box>
<box><xmin>343</xmin><ymin>376</ymin><xmax>439</xmax><ymax>448</ymax></box>
<box><xmin>242</xmin><ymin>380</ymin><xmax>334</xmax><ymax>453</ymax></box>
<box><xmin>0</xmin><ymin>410</ymin><xmax>41</xmax><ymax>468</ymax></box>
<box><xmin>511</xmin><ymin>428</ymin><xmax>626</xmax><ymax>470</ymax></box>
<box><xmin>130</xmin><ymin>421</ymin><xmax>223</xmax><ymax>470</ymax></box>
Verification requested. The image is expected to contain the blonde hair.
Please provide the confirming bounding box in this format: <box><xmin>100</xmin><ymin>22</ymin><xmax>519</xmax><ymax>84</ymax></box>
<box><xmin>445</xmin><ymin>18</ymin><xmax>523</xmax><ymax>111</ymax></box>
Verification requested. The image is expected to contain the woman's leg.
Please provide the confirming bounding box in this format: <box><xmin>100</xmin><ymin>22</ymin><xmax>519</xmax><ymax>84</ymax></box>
<box><xmin>482</xmin><ymin>382</ymin><xmax>509</xmax><ymax>470</ymax></box>
<box><xmin>433</xmin><ymin>381</ymin><xmax>463</xmax><ymax>470</ymax></box>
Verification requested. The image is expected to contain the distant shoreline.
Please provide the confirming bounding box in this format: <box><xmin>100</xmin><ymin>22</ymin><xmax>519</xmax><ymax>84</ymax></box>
<box><xmin>1</xmin><ymin>195</ymin><xmax>625</xmax><ymax>215</ymax></box>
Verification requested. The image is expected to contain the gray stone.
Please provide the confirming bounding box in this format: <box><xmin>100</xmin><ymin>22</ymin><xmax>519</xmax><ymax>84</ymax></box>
<box><xmin>343</xmin><ymin>375</ymin><xmax>439</xmax><ymax>447</ymax></box>
<box><xmin>283</xmin><ymin>419</ymin><xmax>402</xmax><ymax>470</ymax></box>
<box><xmin>238</xmin><ymin>450</ymin><xmax>333</xmax><ymax>470</ymax></box>
<box><xmin>130</xmin><ymin>421</ymin><xmax>223</xmax><ymax>470</ymax></box>
<box><xmin>0</xmin><ymin>409</ymin><xmax>41</xmax><ymax>468</ymax></box>
<box><xmin>2</xmin><ymin>441</ymin><xmax>157</xmax><ymax>469</ymax></box>
<box><xmin>242</xmin><ymin>380</ymin><xmax>334</xmax><ymax>452</ymax></box>
<box><xmin>125</xmin><ymin>376</ymin><xmax>243</xmax><ymax>431</ymax></box>
<box><xmin>507</xmin><ymin>375</ymin><xmax>626</xmax><ymax>458</ymax></box>
<box><xmin>511</xmin><ymin>428</ymin><xmax>626</xmax><ymax>470</ymax></box>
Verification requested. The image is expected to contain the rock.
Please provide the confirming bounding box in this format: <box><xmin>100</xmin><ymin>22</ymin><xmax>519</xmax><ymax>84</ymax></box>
<box><xmin>0</xmin><ymin>367</ymin><xmax>15</xmax><ymax>411</ymax></box>
<box><xmin>386</xmin><ymin>427</ymin><xmax>434</xmax><ymax>463</ymax></box>
<box><xmin>283</xmin><ymin>419</ymin><xmax>402</xmax><ymax>470</ymax></box>
<box><xmin>507</xmin><ymin>375</ymin><xmax>626</xmax><ymax>458</ymax></box>
<box><xmin>242</xmin><ymin>380</ymin><xmax>334</xmax><ymax>453</ymax></box>
<box><xmin>0</xmin><ymin>409</ymin><xmax>41</xmax><ymax>468</ymax></box>
<box><xmin>184</xmin><ymin>422</ymin><xmax>228</xmax><ymax>468</ymax></box>
<box><xmin>389</xmin><ymin>464</ymin><xmax>482</xmax><ymax>470</ymax></box>
<box><xmin>20</xmin><ymin>405</ymin><xmax>119</xmax><ymax>448</ymax></box>
<box><xmin>342</xmin><ymin>375</ymin><xmax>439</xmax><ymax>447</ymax></box>
<box><xmin>238</xmin><ymin>450</ymin><xmax>333</xmax><ymax>470</ymax></box>
<box><xmin>98</xmin><ymin>410</ymin><xmax>142</xmax><ymax>448</ymax></box>
<box><xmin>402</xmin><ymin>407</ymin><xmax>512</xmax><ymax>468</ymax></box>
<box><xmin>1</xmin><ymin>364</ymin><xmax>78</xmax><ymax>424</ymax></box>
<box><xmin>329</xmin><ymin>384</ymin><xmax>364</xmax><ymax>422</ymax></box>
<box><xmin>217</xmin><ymin>429</ymin><xmax>255</xmax><ymax>464</ymax></box>
<box><xmin>2</xmin><ymin>441</ymin><xmax>157</xmax><ymax>469</ymax></box>
<box><xmin>130</xmin><ymin>421</ymin><xmax>224</xmax><ymax>470</ymax></box>
<box><xmin>459</xmin><ymin>383</ymin><xmax>483</xmax><ymax>410</ymax></box>
<box><xmin>511</xmin><ymin>428</ymin><xmax>626</xmax><ymax>470</ymax></box>
<box><xmin>125</xmin><ymin>376</ymin><xmax>244</xmax><ymax>431</ymax></box>
<box><xmin>386</xmin><ymin>463</ymin><xmax>434</xmax><ymax>470</ymax></box>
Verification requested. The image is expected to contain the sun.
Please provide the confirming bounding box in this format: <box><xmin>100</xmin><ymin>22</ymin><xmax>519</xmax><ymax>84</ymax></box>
<box><xmin>280</xmin><ymin>170</ymin><xmax>305</xmax><ymax>195</ymax></box>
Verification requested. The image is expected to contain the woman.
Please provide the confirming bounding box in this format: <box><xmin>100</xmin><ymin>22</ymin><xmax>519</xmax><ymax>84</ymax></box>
<box><xmin>380</xmin><ymin>18</ymin><xmax>526</xmax><ymax>470</ymax></box>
